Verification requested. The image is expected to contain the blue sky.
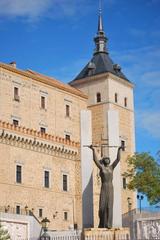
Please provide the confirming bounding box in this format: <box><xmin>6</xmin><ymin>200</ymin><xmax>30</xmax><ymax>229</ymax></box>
<box><xmin>0</xmin><ymin>0</ymin><xmax>160</xmax><ymax>205</ymax></box>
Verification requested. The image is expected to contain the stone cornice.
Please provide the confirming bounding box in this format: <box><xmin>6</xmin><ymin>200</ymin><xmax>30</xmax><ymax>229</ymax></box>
<box><xmin>88</xmin><ymin>100</ymin><xmax>134</xmax><ymax>112</ymax></box>
<box><xmin>70</xmin><ymin>72</ymin><xmax>134</xmax><ymax>89</ymax></box>
<box><xmin>0</xmin><ymin>121</ymin><xmax>79</xmax><ymax>158</ymax></box>
<box><xmin>0</xmin><ymin>62</ymin><xmax>88</xmax><ymax>100</ymax></box>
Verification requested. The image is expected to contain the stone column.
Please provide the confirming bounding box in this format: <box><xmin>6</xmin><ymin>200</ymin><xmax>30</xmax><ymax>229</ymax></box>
<box><xmin>80</xmin><ymin>110</ymin><xmax>93</xmax><ymax>228</ymax></box>
<box><xmin>107</xmin><ymin>110</ymin><xmax>122</xmax><ymax>227</ymax></box>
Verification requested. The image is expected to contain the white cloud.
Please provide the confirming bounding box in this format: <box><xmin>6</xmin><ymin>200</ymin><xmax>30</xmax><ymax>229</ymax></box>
<box><xmin>111</xmin><ymin>45</ymin><xmax>160</xmax><ymax>85</ymax></box>
<box><xmin>141</xmin><ymin>71</ymin><xmax>160</xmax><ymax>87</ymax></box>
<box><xmin>129</xmin><ymin>28</ymin><xmax>160</xmax><ymax>40</ymax></box>
<box><xmin>112</xmin><ymin>45</ymin><xmax>160</xmax><ymax>138</ymax></box>
<box><xmin>0</xmin><ymin>0</ymin><xmax>52</xmax><ymax>20</ymax></box>
<box><xmin>0</xmin><ymin>0</ymin><xmax>93</xmax><ymax>21</ymax></box>
<box><xmin>105</xmin><ymin>0</ymin><xmax>117</xmax><ymax>5</ymax></box>
<box><xmin>112</xmin><ymin>45</ymin><xmax>160</xmax><ymax>65</ymax></box>
<box><xmin>45</xmin><ymin>57</ymin><xmax>89</xmax><ymax>83</ymax></box>
<box><xmin>137</xmin><ymin>111</ymin><xmax>160</xmax><ymax>139</ymax></box>
<box><xmin>147</xmin><ymin>0</ymin><xmax>160</xmax><ymax>6</ymax></box>
<box><xmin>130</xmin><ymin>29</ymin><xmax>146</xmax><ymax>38</ymax></box>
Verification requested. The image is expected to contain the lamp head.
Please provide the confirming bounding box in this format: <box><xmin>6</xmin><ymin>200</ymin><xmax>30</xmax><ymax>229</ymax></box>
<box><xmin>41</xmin><ymin>217</ymin><xmax>50</xmax><ymax>230</ymax></box>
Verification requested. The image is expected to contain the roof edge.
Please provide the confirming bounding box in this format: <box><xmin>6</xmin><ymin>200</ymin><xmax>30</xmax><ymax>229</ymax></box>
<box><xmin>0</xmin><ymin>62</ymin><xmax>88</xmax><ymax>100</ymax></box>
<box><xmin>69</xmin><ymin>72</ymin><xmax>134</xmax><ymax>88</ymax></box>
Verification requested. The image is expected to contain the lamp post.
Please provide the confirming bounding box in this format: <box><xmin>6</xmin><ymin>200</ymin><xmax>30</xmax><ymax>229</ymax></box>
<box><xmin>40</xmin><ymin>217</ymin><xmax>50</xmax><ymax>240</ymax></box>
<box><xmin>25</xmin><ymin>205</ymin><xmax>29</xmax><ymax>215</ymax></box>
<box><xmin>137</xmin><ymin>194</ymin><xmax>144</xmax><ymax>213</ymax></box>
<box><xmin>127</xmin><ymin>197</ymin><xmax>132</xmax><ymax>211</ymax></box>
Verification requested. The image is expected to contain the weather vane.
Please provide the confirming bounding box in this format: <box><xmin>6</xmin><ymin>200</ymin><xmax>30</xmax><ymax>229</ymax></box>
<box><xmin>99</xmin><ymin>0</ymin><xmax>102</xmax><ymax>14</ymax></box>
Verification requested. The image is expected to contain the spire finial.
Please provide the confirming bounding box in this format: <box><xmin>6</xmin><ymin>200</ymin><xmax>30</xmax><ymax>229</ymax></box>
<box><xmin>98</xmin><ymin>0</ymin><xmax>103</xmax><ymax>32</ymax></box>
<box><xmin>94</xmin><ymin>0</ymin><xmax>108</xmax><ymax>55</ymax></box>
<box><xmin>99</xmin><ymin>0</ymin><xmax>102</xmax><ymax>15</ymax></box>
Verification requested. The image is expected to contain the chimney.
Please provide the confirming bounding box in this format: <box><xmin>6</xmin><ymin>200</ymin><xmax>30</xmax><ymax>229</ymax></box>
<box><xmin>9</xmin><ymin>61</ymin><xmax>16</xmax><ymax>68</ymax></box>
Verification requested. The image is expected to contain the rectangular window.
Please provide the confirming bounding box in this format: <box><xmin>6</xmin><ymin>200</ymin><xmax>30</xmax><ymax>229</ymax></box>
<box><xmin>74</xmin><ymin>223</ymin><xmax>78</xmax><ymax>230</ymax></box>
<box><xmin>44</xmin><ymin>170</ymin><xmax>49</xmax><ymax>188</ymax></box>
<box><xmin>66</xmin><ymin>105</ymin><xmax>70</xmax><ymax>117</ymax></box>
<box><xmin>124</xmin><ymin>97</ymin><xmax>127</xmax><ymax>107</ymax></box>
<box><xmin>40</xmin><ymin>127</ymin><xmax>46</xmax><ymax>134</ymax></box>
<box><xmin>16</xmin><ymin>165</ymin><xmax>22</xmax><ymax>183</ymax></box>
<box><xmin>115</xmin><ymin>93</ymin><xmax>118</xmax><ymax>103</ymax></box>
<box><xmin>96</xmin><ymin>93</ymin><xmax>101</xmax><ymax>103</ymax></box>
<box><xmin>41</xmin><ymin>96</ymin><xmax>46</xmax><ymax>109</ymax></box>
<box><xmin>121</xmin><ymin>140</ymin><xmax>125</xmax><ymax>151</ymax></box>
<box><xmin>123</xmin><ymin>177</ymin><xmax>127</xmax><ymax>189</ymax></box>
<box><xmin>64</xmin><ymin>211</ymin><xmax>68</xmax><ymax>221</ymax></box>
<box><xmin>16</xmin><ymin>205</ymin><xmax>20</xmax><ymax>214</ymax></box>
<box><xmin>63</xmin><ymin>174</ymin><xmax>68</xmax><ymax>191</ymax></box>
<box><xmin>39</xmin><ymin>209</ymin><xmax>43</xmax><ymax>218</ymax></box>
<box><xmin>13</xmin><ymin>119</ymin><xmax>19</xmax><ymax>126</ymax></box>
<box><xmin>65</xmin><ymin>134</ymin><xmax>70</xmax><ymax>141</ymax></box>
<box><xmin>14</xmin><ymin>87</ymin><xmax>20</xmax><ymax>101</ymax></box>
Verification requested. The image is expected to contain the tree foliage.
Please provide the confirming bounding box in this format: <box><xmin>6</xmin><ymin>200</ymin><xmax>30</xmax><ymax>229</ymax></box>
<box><xmin>0</xmin><ymin>223</ymin><xmax>10</xmax><ymax>240</ymax></box>
<box><xmin>124</xmin><ymin>152</ymin><xmax>160</xmax><ymax>205</ymax></box>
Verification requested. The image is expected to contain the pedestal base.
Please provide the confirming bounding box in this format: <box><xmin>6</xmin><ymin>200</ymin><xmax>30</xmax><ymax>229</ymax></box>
<box><xmin>83</xmin><ymin>228</ymin><xmax>130</xmax><ymax>240</ymax></box>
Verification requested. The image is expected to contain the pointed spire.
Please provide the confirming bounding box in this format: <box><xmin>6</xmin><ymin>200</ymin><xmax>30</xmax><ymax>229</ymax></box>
<box><xmin>98</xmin><ymin>11</ymin><xmax>103</xmax><ymax>32</ymax></box>
<box><xmin>98</xmin><ymin>0</ymin><xmax>103</xmax><ymax>32</ymax></box>
<box><xmin>94</xmin><ymin>0</ymin><xmax>108</xmax><ymax>55</ymax></box>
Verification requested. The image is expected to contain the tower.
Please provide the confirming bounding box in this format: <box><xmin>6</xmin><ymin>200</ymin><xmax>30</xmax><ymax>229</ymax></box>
<box><xmin>69</xmin><ymin>7</ymin><xmax>136</xmax><ymax>227</ymax></box>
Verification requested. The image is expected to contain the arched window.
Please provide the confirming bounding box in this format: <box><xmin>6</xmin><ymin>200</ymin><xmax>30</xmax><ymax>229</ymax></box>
<box><xmin>115</xmin><ymin>93</ymin><xmax>118</xmax><ymax>103</ymax></box>
<box><xmin>124</xmin><ymin>97</ymin><xmax>127</xmax><ymax>107</ymax></box>
<box><xmin>96</xmin><ymin>92</ymin><xmax>101</xmax><ymax>103</ymax></box>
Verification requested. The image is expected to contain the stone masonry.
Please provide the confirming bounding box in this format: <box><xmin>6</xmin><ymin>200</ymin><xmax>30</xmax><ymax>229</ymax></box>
<box><xmin>0</xmin><ymin>62</ymin><xmax>87</xmax><ymax>230</ymax></box>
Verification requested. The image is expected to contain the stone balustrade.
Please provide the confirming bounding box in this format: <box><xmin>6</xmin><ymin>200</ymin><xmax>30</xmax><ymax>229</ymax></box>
<box><xmin>83</xmin><ymin>228</ymin><xmax>130</xmax><ymax>240</ymax></box>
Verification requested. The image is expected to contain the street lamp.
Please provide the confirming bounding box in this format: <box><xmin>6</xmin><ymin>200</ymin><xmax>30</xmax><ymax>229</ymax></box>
<box><xmin>137</xmin><ymin>194</ymin><xmax>144</xmax><ymax>213</ymax></box>
<box><xmin>40</xmin><ymin>217</ymin><xmax>50</xmax><ymax>240</ymax></box>
<box><xmin>25</xmin><ymin>205</ymin><xmax>29</xmax><ymax>215</ymax></box>
<box><xmin>127</xmin><ymin>197</ymin><xmax>132</xmax><ymax>211</ymax></box>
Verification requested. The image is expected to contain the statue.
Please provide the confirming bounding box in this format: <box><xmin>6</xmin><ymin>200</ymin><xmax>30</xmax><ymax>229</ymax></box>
<box><xmin>88</xmin><ymin>145</ymin><xmax>123</xmax><ymax>229</ymax></box>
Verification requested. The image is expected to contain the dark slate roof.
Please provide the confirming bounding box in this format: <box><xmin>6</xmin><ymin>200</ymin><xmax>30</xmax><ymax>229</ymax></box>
<box><xmin>70</xmin><ymin>52</ymin><xmax>130</xmax><ymax>84</ymax></box>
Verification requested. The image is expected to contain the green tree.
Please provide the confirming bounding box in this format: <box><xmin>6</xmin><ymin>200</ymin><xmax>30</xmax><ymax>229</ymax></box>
<box><xmin>124</xmin><ymin>152</ymin><xmax>160</xmax><ymax>205</ymax></box>
<box><xmin>0</xmin><ymin>223</ymin><xmax>10</xmax><ymax>240</ymax></box>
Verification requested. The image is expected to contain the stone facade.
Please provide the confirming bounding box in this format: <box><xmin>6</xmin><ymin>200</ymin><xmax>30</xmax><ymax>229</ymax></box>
<box><xmin>0</xmin><ymin>212</ymin><xmax>41</xmax><ymax>240</ymax></box>
<box><xmin>0</xmin><ymin>63</ymin><xmax>87</xmax><ymax>230</ymax></box>
<box><xmin>69</xmin><ymin>72</ymin><xmax>136</xmax><ymax>227</ymax></box>
<box><xmin>0</xmin><ymin>59</ymin><xmax>136</xmax><ymax>231</ymax></box>
<box><xmin>0</xmin><ymin>7</ymin><xmax>137</xmax><ymax>232</ymax></box>
<box><xmin>123</xmin><ymin>209</ymin><xmax>160</xmax><ymax>240</ymax></box>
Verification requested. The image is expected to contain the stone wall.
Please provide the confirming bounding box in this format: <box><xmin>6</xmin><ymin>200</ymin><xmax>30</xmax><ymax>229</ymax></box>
<box><xmin>0</xmin><ymin>212</ymin><xmax>41</xmax><ymax>240</ymax></box>
<box><xmin>0</xmin><ymin>65</ymin><xmax>87</xmax><ymax>141</ymax></box>
<box><xmin>123</xmin><ymin>209</ymin><xmax>160</xmax><ymax>240</ymax></box>
<box><xmin>0</xmin><ymin>64</ymin><xmax>87</xmax><ymax>230</ymax></box>
<box><xmin>69</xmin><ymin>72</ymin><xmax>136</xmax><ymax>227</ymax></box>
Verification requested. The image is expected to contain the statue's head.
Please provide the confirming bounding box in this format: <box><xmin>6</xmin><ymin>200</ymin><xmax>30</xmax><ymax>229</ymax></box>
<box><xmin>102</xmin><ymin>157</ymin><xmax>110</xmax><ymax>166</ymax></box>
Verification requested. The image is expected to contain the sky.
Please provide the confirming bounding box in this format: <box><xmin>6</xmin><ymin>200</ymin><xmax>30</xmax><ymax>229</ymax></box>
<box><xmin>0</xmin><ymin>0</ymin><xmax>159</xmax><ymax>206</ymax></box>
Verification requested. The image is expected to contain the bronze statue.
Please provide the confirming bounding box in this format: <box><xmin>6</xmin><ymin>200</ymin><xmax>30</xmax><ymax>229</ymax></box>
<box><xmin>88</xmin><ymin>145</ymin><xmax>122</xmax><ymax>229</ymax></box>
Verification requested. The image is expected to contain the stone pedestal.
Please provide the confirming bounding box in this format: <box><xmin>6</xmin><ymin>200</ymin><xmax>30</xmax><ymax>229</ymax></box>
<box><xmin>83</xmin><ymin>228</ymin><xmax>130</xmax><ymax>240</ymax></box>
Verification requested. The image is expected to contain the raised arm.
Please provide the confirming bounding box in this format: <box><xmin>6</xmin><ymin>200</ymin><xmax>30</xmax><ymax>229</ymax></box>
<box><xmin>111</xmin><ymin>146</ymin><xmax>123</xmax><ymax>169</ymax></box>
<box><xmin>88</xmin><ymin>145</ymin><xmax>102</xmax><ymax>170</ymax></box>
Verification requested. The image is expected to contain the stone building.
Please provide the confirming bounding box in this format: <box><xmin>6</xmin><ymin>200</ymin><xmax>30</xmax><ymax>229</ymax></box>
<box><xmin>0</xmin><ymin>11</ymin><xmax>136</xmax><ymax>231</ymax></box>
<box><xmin>0</xmin><ymin>62</ymin><xmax>87</xmax><ymax>230</ymax></box>
<box><xmin>69</xmin><ymin>11</ymin><xmax>136</xmax><ymax>227</ymax></box>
